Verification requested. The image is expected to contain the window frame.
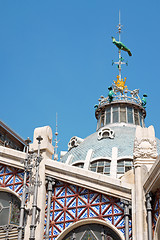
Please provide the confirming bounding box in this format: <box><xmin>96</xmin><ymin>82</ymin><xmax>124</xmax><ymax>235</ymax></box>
<box><xmin>97</xmin><ymin>104</ymin><xmax>145</xmax><ymax>129</ymax></box>
<box><xmin>89</xmin><ymin>159</ymin><xmax>111</xmax><ymax>175</ymax></box>
<box><xmin>117</xmin><ymin>159</ymin><xmax>133</xmax><ymax>175</ymax></box>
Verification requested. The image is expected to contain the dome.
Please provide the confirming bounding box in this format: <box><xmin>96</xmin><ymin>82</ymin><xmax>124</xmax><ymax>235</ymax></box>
<box><xmin>60</xmin><ymin>123</ymin><xmax>138</xmax><ymax>178</ymax></box>
<box><xmin>61</xmin><ymin>124</ymin><xmax>136</xmax><ymax>164</ymax></box>
<box><xmin>60</xmin><ymin>75</ymin><xmax>151</xmax><ymax>178</ymax></box>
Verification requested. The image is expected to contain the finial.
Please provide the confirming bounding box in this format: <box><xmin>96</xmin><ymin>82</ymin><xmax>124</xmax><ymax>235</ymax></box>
<box><xmin>112</xmin><ymin>12</ymin><xmax>132</xmax><ymax>84</ymax></box>
<box><xmin>113</xmin><ymin>75</ymin><xmax>128</xmax><ymax>94</ymax></box>
<box><xmin>54</xmin><ymin>113</ymin><xmax>59</xmax><ymax>161</ymax></box>
<box><xmin>117</xmin><ymin>10</ymin><xmax>123</xmax><ymax>41</ymax></box>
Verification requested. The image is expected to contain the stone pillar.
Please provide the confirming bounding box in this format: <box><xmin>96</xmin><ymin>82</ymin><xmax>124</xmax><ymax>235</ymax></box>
<box><xmin>145</xmin><ymin>192</ymin><xmax>152</xmax><ymax>240</ymax></box>
<box><xmin>134</xmin><ymin>165</ymin><xmax>144</xmax><ymax>240</ymax></box>
<box><xmin>24</xmin><ymin>126</ymin><xmax>54</xmax><ymax>240</ymax></box>
<box><xmin>133</xmin><ymin>125</ymin><xmax>157</xmax><ymax>240</ymax></box>
<box><xmin>45</xmin><ymin>177</ymin><xmax>55</xmax><ymax>240</ymax></box>
<box><xmin>29</xmin><ymin>136</ymin><xmax>43</xmax><ymax>240</ymax></box>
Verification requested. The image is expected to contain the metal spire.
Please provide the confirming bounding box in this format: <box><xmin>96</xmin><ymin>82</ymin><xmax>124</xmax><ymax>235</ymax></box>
<box><xmin>113</xmin><ymin>11</ymin><xmax>127</xmax><ymax>81</ymax></box>
<box><xmin>54</xmin><ymin>113</ymin><xmax>59</xmax><ymax>161</ymax></box>
<box><xmin>117</xmin><ymin>10</ymin><xmax>122</xmax><ymax>41</ymax></box>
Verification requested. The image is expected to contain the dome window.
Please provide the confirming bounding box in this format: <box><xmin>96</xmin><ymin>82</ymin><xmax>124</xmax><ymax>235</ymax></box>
<box><xmin>89</xmin><ymin>160</ymin><xmax>110</xmax><ymax>175</ymax></box>
<box><xmin>117</xmin><ymin>159</ymin><xmax>133</xmax><ymax>175</ymax></box>
<box><xmin>73</xmin><ymin>162</ymin><xmax>84</xmax><ymax>168</ymax></box>
<box><xmin>98</xmin><ymin>127</ymin><xmax>115</xmax><ymax>140</ymax></box>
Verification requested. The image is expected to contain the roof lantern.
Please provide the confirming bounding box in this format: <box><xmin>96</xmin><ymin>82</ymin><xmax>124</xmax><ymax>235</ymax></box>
<box><xmin>95</xmin><ymin>12</ymin><xmax>147</xmax><ymax>130</ymax></box>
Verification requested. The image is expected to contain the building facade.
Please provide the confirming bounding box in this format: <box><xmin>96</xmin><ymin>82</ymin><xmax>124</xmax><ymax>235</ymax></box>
<box><xmin>0</xmin><ymin>24</ymin><xmax>160</xmax><ymax>240</ymax></box>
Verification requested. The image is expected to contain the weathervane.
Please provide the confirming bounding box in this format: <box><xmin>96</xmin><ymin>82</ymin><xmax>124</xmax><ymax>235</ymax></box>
<box><xmin>95</xmin><ymin>12</ymin><xmax>147</xmax><ymax>108</ymax></box>
<box><xmin>54</xmin><ymin>113</ymin><xmax>59</xmax><ymax>161</ymax></box>
<box><xmin>112</xmin><ymin>11</ymin><xmax>132</xmax><ymax>84</ymax></box>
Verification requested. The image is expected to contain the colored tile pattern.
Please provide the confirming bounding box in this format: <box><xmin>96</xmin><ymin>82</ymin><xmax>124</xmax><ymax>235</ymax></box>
<box><xmin>0</xmin><ymin>163</ymin><xmax>27</xmax><ymax>197</ymax></box>
<box><xmin>44</xmin><ymin>181</ymin><xmax>132</xmax><ymax>239</ymax></box>
<box><xmin>152</xmin><ymin>188</ymin><xmax>160</xmax><ymax>234</ymax></box>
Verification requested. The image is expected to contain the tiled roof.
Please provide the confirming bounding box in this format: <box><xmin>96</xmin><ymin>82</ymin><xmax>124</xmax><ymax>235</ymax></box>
<box><xmin>60</xmin><ymin>125</ymin><xmax>137</xmax><ymax>164</ymax></box>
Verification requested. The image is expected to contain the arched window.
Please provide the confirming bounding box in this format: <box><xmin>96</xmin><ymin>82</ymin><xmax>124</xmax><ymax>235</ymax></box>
<box><xmin>90</xmin><ymin>160</ymin><xmax>110</xmax><ymax>175</ymax></box>
<box><xmin>73</xmin><ymin>162</ymin><xmax>84</xmax><ymax>168</ymax></box>
<box><xmin>0</xmin><ymin>191</ymin><xmax>21</xmax><ymax>226</ymax></box>
<box><xmin>62</xmin><ymin>223</ymin><xmax>122</xmax><ymax>240</ymax></box>
<box><xmin>117</xmin><ymin>159</ymin><xmax>133</xmax><ymax>175</ymax></box>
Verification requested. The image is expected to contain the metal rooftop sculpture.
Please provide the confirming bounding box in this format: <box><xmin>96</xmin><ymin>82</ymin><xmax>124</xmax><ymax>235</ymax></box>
<box><xmin>96</xmin><ymin>11</ymin><xmax>147</xmax><ymax>108</ymax></box>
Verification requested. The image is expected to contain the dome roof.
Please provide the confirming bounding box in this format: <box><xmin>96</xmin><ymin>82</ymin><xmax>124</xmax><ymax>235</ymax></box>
<box><xmin>60</xmin><ymin>124</ymin><xmax>137</xmax><ymax>165</ymax></box>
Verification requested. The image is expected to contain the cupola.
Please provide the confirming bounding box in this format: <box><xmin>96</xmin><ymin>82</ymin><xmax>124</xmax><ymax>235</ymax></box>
<box><xmin>95</xmin><ymin>78</ymin><xmax>147</xmax><ymax>130</ymax></box>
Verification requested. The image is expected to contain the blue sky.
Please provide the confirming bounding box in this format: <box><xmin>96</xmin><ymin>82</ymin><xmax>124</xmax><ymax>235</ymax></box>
<box><xmin>0</xmin><ymin>1</ymin><xmax>160</xmax><ymax>156</ymax></box>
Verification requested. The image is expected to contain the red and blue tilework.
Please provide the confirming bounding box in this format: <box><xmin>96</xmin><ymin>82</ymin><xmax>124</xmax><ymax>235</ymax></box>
<box><xmin>44</xmin><ymin>181</ymin><xmax>132</xmax><ymax>240</ymax></box>
<box><xmin>0</xmin><ymin>163</ymin><xmax>27</xmax><ymax>197</ymax></box>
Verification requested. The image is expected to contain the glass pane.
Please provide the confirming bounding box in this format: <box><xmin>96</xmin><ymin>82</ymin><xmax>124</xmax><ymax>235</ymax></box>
<box><xmin>90</xmin><ymin>167</ymin><xmax>96</xmax><ymax>172</ymax></box>
<box><xmin>0</xmin><ymin>192</ymin><xmax>21</xmax><ymax>226</ymax></box>
<box><xmin>117</xmin><ymin>161</ymin><xmax>124</xmax><ymax>166</ymax></box>
<box><xmin>0</xmin><ymin>207</ymin><xmax>9</xmax><ymax>225</ymax></box>
<box><xmin>117</xmin><ymin>167</ymin><xmax>124</xmax><ymax>173</ymax></box>
<box><xmin>127</xmin><ymin>107</ymin><xmax>133</xmax><ymax>123</ymax></box>
<box><xmin>98</xmin><ymin>161</ymin><xmax>104</xmax><ymax>166</ymax></box>
<box><xmin>120</xmin><ymin>107</ymin><xmax>126</xmax><ymax>123</ymax></box>
<box><xmin>134</xmin><ymin>109</ymin><xmax>139</xmax><ymax>125</ymax></box>
<box><xmin>125</xmin><ymin>160</ymin><xmax>132</xmax><ymax>166</ymax></box>
<box><xmin>106</xmin><ymin>107</ymin><xmax>110</xmax><ymax>113</ymax></box>
<box><xmin>81</xmin><ymin>230</ymin><xmax>97</xmax><ymax>240</ymax></box>
<box><xmin>104</xmin><ymin>167</ymin><xmax>110</xmax><ymax>173</ymax></box>
<box><xmin>101</xmin><ymin>116</ymin><xmax>104</xmax><ymax>127</ymax></box>
<box><xmin>10</xmin><ymin>202</ymin><xmax>20</xmax><ymax>225</ymax></box>
<box><xmin>91</xmin><ymin>162</ymin><xmax>97</xmax><ymax>167</ymax></box>
<box><xmin>106</xmin><ymin>112</ymin><xmax>110</xmax><ymax>124</ymax></box>
<box><xmin>97</xmin><ymin>166</ymin><xmax>104</xmax><ymax>173</ymax></box>
<box><xmin>106</xmin><ymin>108</ymin><xmax>111</xmax><ymax>124</ymax></box>
<box><xmin>105</xmin><ymin>161</ymin><xmax>110</xmax><ymax>166</ymax></box>
<box><xmin>75</xmin><ymin>163</ymin><xmax>84</xmax><ymax>168</ymax></box>
<box><xmin>106</xmin><ymin>236</ymin><xmax>114</xmax><ymax>240</ymax></box>
<box><xmin>112</xmin><ymin>107</ymin><xmax>118</xmax><ymax>123</ymax></box>
<box><xmin>0</xmin><ymin>194</ymin><xmax>11</xmax><ymax>207</ymax></box>
<box><xmin>139</xmin><ymin>111</ymin><xmax>142</xmax><ymax>127</ymax></box>
<box><xmin>97</xmin><ymin>117</ymin><xmax>100</xmax><ymax>129</ymax></box>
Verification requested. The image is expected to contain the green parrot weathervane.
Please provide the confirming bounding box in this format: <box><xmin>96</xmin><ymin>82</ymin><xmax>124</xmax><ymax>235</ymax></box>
<box><xmin>112</xmin><ymin>36</ymin><xmax>132</xmax><ymax>56</ymax></box>
<box><xmin>112</xmin><ymin>11</ymin><xmax>132</xmax><ymax>82</ymax></box>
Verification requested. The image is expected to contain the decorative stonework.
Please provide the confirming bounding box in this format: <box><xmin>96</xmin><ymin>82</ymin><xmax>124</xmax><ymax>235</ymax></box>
<box><xmin>97</xmin><ymin>127</ymin><xmax>115</xmax><ymax>140</ymax></box>
<box><xmin>133</xmin><ymin>138</ymin><xmax>157</xmax><ymax>159</ymax></box>
<box><xmin>68</xmin><ymin>136</ymin><xmax>84</xmax><ymax>151</ymax></box>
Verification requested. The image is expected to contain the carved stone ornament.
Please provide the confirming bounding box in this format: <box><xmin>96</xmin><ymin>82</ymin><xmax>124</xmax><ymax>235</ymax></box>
<box><xmin>97</xmin><ymin>127</ymin><xmax>115</xmax><ymax>140</ymax></box>
<box><xmin>68</xmin><ymin>136</ymin><xmax>84</xmax><ymax>151</ymax></box>
<box><xmin>133</xmin><ymin>138</ymin><xmax>157</xmax><ymax>159</ymax></box>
